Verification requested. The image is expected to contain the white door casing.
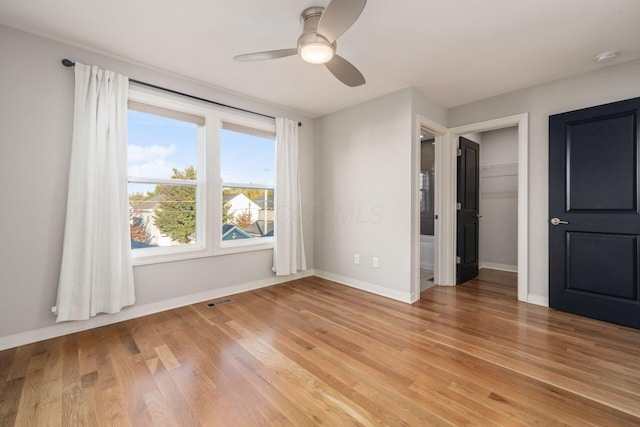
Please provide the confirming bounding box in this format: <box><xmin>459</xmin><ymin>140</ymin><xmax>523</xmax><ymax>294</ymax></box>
<box><xmin>413</xmin><ymin>113</ymin><xmax>529</xmax><ymax>303</ymax></box>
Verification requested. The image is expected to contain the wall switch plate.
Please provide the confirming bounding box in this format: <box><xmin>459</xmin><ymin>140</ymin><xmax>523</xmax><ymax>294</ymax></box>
<box><xmin>354</xmin><ymin>253</ymin><xmax>360</xmax><ymax>264</ymax></box>
<box><xmin>373</xmin><ymin>257</ymin><xmax>379</xmax><ymax>268</ymax></box>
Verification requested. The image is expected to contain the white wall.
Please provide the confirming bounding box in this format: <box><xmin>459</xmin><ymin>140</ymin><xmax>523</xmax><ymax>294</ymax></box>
<box><xmin>449</xmin><ymin>59</ymin><xmax>640</xmax><ymax>301</ymax></box>
<box><xmin>0</xmin><ymin>25</ymin><xmax>315</xmax><ymax>344</ymax></box>
<box><xmin>315</xmin><ymin>88</ymin><xmax>446</xmax><ymax>302</ymax></box>
<box><xmin>478</xmin><ymin>127</ymin><xmax>518</xmax><ymax>271</ymax></box>
<box><xmin>411</xmin><ymin>90</ymin><xmax>448</xmax><ymax>127</ymax></box>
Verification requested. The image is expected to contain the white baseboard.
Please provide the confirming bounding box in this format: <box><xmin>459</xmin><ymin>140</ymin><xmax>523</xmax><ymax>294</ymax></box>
<box><xmin>479</xmin><ymin>262</ymin><xmax>518</xmax><ymax>273</ymax></box>
<box><xmin>314</xmin><ymin>270</ymin><xmax>414</xmax><ymax>304</ymax></box>
<box><xmin>0</xmin><ymin>270</ymin><xmax>315</xmax><ymax>351</ymax></box>
<box><xmin>419</xmin><ymin>262</ymin><xmax>434</xmax><ymax>270</ymax></box>
<box><xmin>527</xmin><ymin>294</ymin><xmax>549</xmax><ymax>307</ymax></box>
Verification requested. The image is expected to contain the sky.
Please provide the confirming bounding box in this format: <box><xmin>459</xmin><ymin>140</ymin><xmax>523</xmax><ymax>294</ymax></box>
<box><xmin>127</xmin><ymin>110</ymin><xmax>275</xmax><ymax>194</ymax></box>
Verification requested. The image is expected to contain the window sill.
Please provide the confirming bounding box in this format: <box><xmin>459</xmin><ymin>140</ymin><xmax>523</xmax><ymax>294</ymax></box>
<box><xmin>132</xmin><ymin>245</ymin><xmax>212</xmax><ymax>266</ymax></box>
<box><xmin>131</xmin><ymin>239</ymin><xmax>274</xmax><ymax>266</ymax></box>
<box><xmin>214</xmin><ymin>237</ymin><xmax>274</xmax><ymax>256</ymax></box>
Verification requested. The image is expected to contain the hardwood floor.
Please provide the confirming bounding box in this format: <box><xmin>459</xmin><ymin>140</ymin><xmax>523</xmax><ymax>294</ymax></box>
<box><xmin>2</xmin><ymin>269</ymin><xmax>640</xmax><ymax>426</ymax></box>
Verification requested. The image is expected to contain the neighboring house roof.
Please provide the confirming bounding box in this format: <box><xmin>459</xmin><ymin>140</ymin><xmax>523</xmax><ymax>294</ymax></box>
<box><xmin>245</xmin><ymin>220</ymin><xmax>274</xmax><ymax>237</ymax></box>
<box><xmin>222</xmin><ymin>193</ymin><xmax>261</xmax><ymax>210</ymax></box>
<box><xmin>222</xmin><ymin>224</ymin><xmax>253</xmax><ymax>240</ymax></box>
<box><xmin>131</xmin><ymin>239</ymin><xmax>156</xmax><ymax>249</ymax></box>
<box><xmin>251</xmin><ymin>195</ymin><xmax>274</xmax><ymax>209</ymax></box>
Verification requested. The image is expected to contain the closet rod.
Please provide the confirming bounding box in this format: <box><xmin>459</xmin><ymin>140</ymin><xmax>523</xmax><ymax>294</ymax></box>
<box><xmin>479</xmin><ymin>161</ymin><xmax>518</xmax><ymax>169</ymax></box>
<box><xmin>61</xmin><ymin>59</ymin><xmax>301</xmax><ymax>127</ymax></box>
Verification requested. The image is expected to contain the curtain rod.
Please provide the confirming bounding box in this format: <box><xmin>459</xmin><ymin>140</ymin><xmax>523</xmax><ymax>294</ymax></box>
<box><xmin>61</xmin><ymin>59</ymin><xmax>302</xmax><ymax>127</ymax></box>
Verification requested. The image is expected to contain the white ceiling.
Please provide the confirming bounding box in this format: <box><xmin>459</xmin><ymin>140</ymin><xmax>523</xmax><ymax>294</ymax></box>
<box><xmin>1</xmin><ymin>0</ymin><xmax>639</xmax><ymax>118</ymax></box>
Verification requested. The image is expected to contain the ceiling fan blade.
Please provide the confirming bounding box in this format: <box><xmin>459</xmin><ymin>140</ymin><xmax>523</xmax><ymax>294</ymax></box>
<box><xmin>317</xmin><ymin>0</ymin><xmax>367</xmax><ymax>43</ymax></box>
<box><xmin>324</xmin><ymin>54</ymin><xmax>365</xmax><ymax>87</ymax></box>
<box><xmin>233</xmin><ymin>48</ymin><xmax>298</xmax><ymax>62</ymax></box>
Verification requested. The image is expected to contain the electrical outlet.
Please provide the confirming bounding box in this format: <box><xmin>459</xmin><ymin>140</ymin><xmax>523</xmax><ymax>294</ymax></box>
<box><xmin>372</xmin><ymin>257</ymin><xmax>379</xmax><ymax>268</ymax></box>
<box><xmin>354</xmin><ymin>253</ymin><xmax>360</xmax><ymax>264</ymax></box>
<box><xmin>51</xmin><ymin>306</ymin><xmax>57</xmax><ymax>314</ymax></box>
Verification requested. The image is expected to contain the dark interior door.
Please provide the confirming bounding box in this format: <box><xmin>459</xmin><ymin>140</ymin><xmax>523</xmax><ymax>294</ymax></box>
<box><xmin>549</xmin><ymin>96</ymin><xmax>640</xmax><ymax>328</ymax></box>
<box><xmin>457</xmin><ymin>137</ymin><xmax>480</xmax><ymax>284</ymax></box>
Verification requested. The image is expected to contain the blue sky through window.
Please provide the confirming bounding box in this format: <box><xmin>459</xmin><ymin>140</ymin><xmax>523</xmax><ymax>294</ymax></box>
<box><xmin>220</xmin><ymin>129</ymin><xmax>274</xmax><ymax>186</ymax></box>
<box><xmin>127</xmin><ymin>110</ymin><xmax>275</xmax><ymax>191</ymax></box>
<box><xmin>127</xmin><ymin>110</ymin><xmax>197</xmax><ymax>180</ymax></box>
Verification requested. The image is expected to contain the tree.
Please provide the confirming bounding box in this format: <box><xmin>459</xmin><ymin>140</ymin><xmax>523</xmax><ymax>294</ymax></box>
<box><xmin>153</xmin><ymin>166</ymin><xmax>196</xmax><ymax>244</ymax></box>
<box><xmin>128</xmin><ymin>192</ymin><xmax>147</xmax><ymax>204</ymax></box>
<box><xmin>222</xmin><ymin>202</ymin><xmax>232</xmax><ymax>224</ymax></box>
<box><xmin>232</xmin><ymin>210</ymin><xmax>253</xmax><ymax>229</ymax></box>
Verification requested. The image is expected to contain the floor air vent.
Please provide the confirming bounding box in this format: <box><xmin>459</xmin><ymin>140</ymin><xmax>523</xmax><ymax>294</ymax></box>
<box><xmin>206</xmin><ymin>299</ymin><xmax>232</xmax><ymax>308</ymax></box>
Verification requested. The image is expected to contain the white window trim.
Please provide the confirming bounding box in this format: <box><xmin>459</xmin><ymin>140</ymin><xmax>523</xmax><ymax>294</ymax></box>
<box><xmin>128</xmin><ymin>86</ymin><xmax>276</xmax><ymax>265</ymax></box>
<box><xmin>212</xmin><ymin>111</ymin><xmax>276</xmax><ymax>256</ymax></box>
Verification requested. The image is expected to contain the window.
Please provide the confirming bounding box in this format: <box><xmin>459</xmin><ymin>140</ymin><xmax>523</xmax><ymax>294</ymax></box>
<box><xmin>218</xmin><ymin>120</ymin><xmax>275</xmax><ymax>251</ymax></box>
<box><xmin>127</xmin><ymin>87</ymin><xmax>276</xmax><ymax>264</ymax></box>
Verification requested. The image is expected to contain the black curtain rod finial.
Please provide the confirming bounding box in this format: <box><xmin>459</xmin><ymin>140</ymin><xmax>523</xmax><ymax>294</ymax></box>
<box><xmin>60</xmin><ymin>57</ymin><xmax>301</xmax><ymax>126</ymax></box>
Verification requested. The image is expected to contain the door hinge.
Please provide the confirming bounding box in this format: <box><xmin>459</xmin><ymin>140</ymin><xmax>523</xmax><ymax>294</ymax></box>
<box><xmin>456</xmin><ymin>202</ymin><xmax>462</xmax><ymax>210</ymax></box>
<box><xmin>457</xmin><ymin>148</ymin><xmax>462</xmax><ymax>156</ymax></box>
<box><xmin>456</xmin><ymin>256</ymin><xmax>461</xmax><ymax>264</ymax></box>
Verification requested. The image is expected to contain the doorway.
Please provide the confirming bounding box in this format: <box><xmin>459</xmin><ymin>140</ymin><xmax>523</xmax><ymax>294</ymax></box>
<box><xmin>457</xmin><ymin>129</ymin><xmax>519</xmax><ymax>285</ymax></box>
<box><xmin>413</xmin><ymin>116</ymin><xmax>448</xmax><ymax>300</ymax></box>
<box><xmin>412</xmin><ymin>113</ymin><xmax>529</xmax><ymax>303</ymax></box>
<box><xmin>419</xmin><ymin>128</ymin><xmax>436</xmax><ymax>291</ymax></box>
<box><xmin>450</xmin><ymin>114</ymin><xmax>529</xmax><ymax>301</ymax></box>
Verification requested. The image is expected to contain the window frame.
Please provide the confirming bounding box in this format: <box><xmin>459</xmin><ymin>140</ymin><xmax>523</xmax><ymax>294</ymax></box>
<box><xmin>213</xmin><ymin>112</ymin><xmax>276</xmax><ymax>256</ymax></box>
<box><xmin>127</xmin><ymin>87</ymin><xmax>276</xmax><ymax>265</ymax></box>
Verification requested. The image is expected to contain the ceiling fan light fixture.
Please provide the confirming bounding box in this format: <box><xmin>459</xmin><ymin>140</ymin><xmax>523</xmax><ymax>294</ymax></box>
<box><xmin>233</xmin><ymin>0</ymin><xmax>367</xmax><ymax>86</ymax></box>
<box><xmin>300</xmin><ymin>42</ymin><xmax>335</xmax><ymax>64</ymax></box>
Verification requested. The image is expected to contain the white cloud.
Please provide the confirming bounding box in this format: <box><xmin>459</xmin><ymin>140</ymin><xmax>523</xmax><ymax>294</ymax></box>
<box><xmin>128</xmin><ymin>144</ymin><xmax>177</xmax><ymax>179</ymax></box>
<box><xmin>128</xmin><ymin>159</ymin><xmax>176</xmax><ymax>178</ymax></box>
<box><xmin>128</xmin><ymin>144</ymin><xmax>176</xmax><ymax>163</ymax></box>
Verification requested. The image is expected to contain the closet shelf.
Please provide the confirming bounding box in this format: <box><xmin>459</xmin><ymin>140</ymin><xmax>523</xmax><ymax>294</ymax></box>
<box><xmin>480</xmin><ymin>191</ymin><xmax>518</xmax><ymax>199</ymax></box>
<box><xmin>480</xmin><ymin>161</ymin><xmax>518</xmax><ymax>169</ymax></box>
<box><xmin>480</xmin><ymin>162</ymin><xmax>518</xmax><ymax>179</ymax></box>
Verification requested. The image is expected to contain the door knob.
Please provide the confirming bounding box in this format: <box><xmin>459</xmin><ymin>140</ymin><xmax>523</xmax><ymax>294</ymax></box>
<box><xmin>550</xmin><ymin>217</ymin><xmax>569</xmax><ymax>226</ymax></box>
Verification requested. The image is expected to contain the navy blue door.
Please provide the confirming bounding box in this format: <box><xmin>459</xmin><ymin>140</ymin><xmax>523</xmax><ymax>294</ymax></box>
<box><xmin>457</xmin><ymin>137</ymin><xmax>480</xmax><ymax>284</ymax></box>
<box><xmin>549</xmin><ymin>97</ymin><xmax>640</xmax><ymax>328</ymax></box>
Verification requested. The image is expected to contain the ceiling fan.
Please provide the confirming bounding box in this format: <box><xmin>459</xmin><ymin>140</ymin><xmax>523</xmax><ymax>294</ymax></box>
<box><xmin>233</xmin><ymin>0</ymin><xmax>367</xmax><ymax>87</ymax></box>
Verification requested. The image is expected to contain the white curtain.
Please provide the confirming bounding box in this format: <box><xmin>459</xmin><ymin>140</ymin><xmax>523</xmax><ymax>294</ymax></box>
<box><xmin>56</xmin><ymin>63</ymin><xmax>135</xmax><ymax>321</ymax></box>
<box><xmin>274</xmin><ymin>118</ymin><xmax>307</xmax><ymax>275</ymax></box>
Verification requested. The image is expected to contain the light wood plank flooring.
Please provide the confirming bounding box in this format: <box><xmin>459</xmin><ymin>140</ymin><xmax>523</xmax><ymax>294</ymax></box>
<box><xmin>2</xmin><ymin>269</ymin><xmax>640</xmax><ymax>426</ymax></box>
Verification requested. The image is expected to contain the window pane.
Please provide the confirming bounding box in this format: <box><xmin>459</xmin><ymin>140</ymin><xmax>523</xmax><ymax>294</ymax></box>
<box><xmin>222</xmin><ymin>186</ymin><xmax>274</xmax><ymax>239</ymax></box>
<box><xmin>129</xmin><ymin>183</ymin><xmax>197</xmax><ymax>248</ymax></box>
<box><xmin>220</xmin><ymin>127</ymin><xmax>275</xmax><ymax>186</ymax></box>
<box><xmin>128</xmin><ymin>110</ymin><xmax>198</xmax><ymax>180</ymax></box>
